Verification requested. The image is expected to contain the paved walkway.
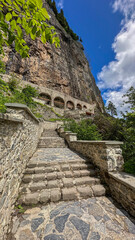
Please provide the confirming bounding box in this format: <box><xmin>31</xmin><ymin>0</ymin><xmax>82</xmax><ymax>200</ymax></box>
<box><xmin>9</xmin><ymin>197</ymin><xmax>135</xmax><ymax>240</ymax></box>
<box><xmin>31</xmin><ymin>148</ymin><xmax>87</xmax><ymax>163</ymax></box>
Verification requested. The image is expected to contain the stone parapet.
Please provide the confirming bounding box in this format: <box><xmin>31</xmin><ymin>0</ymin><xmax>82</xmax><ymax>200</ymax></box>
<box><xmin>108</xmin><ymin>172</ymin><xmax>135</xmax><ymax>217</ymax></box>
<box><xmin>57</xmin><ymin>126</ymin><xmax>135</xmax><ymax>217</ymax></box>
<box><xmin>5</xmin><ymin>103</ymin><xmax>39</xmax><ymax>123</ymax></box>
<box><xmin>0</xmin><ymin>104</ymin><xmax>43</xmax><ymax>239</ymax></box>
<box><xmin>57</xmin><ymin>128</ymin><xmax>124</xmax><ymax>173</ymax></box>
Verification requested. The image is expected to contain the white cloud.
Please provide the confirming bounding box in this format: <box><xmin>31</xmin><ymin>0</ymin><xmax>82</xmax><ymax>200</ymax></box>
<box><xmin>97</xmin><ymin>0</ymin><xmax>135</xmax><ymax>115</ymax></box>
<box><xmin>56</xmin><ymin>0</ymin><xmax>64</xmax><ymax>9</ymax></box>
<box><xmin>112</xmin><ymin>0</ymin><xmax>135</xmax><ymax>21</ymax></box>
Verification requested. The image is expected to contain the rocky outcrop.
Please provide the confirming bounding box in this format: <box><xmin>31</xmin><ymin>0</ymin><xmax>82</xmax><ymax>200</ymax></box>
<box><xmin>3</xmin><ymin>1</ymin><xmax>104</xmax><ymax>112</ymax></box>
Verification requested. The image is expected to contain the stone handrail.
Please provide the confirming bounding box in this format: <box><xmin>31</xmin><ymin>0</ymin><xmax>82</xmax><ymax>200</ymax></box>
<box><xmin>5</xmin><ymin>103</ymin><xmax>39</xmax><ymax>123</ymax></box>
<box><xmin>57</xmin><ymin>126</ymin><xmax>124</xmax><ymax>173</ymax></box>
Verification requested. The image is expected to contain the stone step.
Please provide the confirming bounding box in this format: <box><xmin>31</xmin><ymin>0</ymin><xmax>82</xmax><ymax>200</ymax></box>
<box><xmin>22</xmin><ymin>169</ymin><xmax>97</xmax><ymax>184</ymax></box>
<box><xmin>19</xmin><ymin>184</ymin><xmax>106</xmax><ymax>206</ymax></box>
<box><xmin>27</xmin><ymin>160</ymin><xmax>93</xmax><ymax>169</ymax></box>
<box><xmin>20</xmin><ymin>176</ymin><xmax>101</xmax><ymax>195</ymax></box>
<box><xmin>41</xmin><ymin>130</ymin><xmax>58</xmax><ymax>137</ymax></box>
<box><xmin>26</xmin><ymin>162</ymin><xmax>94</xmax><ymax>172</ymax></box>
<box><xmin>38</xmin><ymin>137</ymin><xmax>66</xmax><ymax>148</ymax></box>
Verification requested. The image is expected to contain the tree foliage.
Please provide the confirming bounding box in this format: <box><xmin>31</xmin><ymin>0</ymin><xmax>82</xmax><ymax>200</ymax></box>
<box><xmin>106</xmin><ymin>101</ymin><xmax>117</xmax><ymax>117</ymax></box>
<box><xmin>64</xmin><ymin>119</ymin><xmax>102</xmax><ymax>140</ymax></box>
<box><xmin>0</xmin><ymin>0</ymin><xmax>60</xmax><ymax>58</ymax></box>
<box><xmin>46</xmin><ymin>0</ymin><xmax>79</xmax><ymax>41</ymax></box>
<box><xmin>123</xmin><ymin>86</ymin><xmax>135</xmax><ymax>110</ymax></box>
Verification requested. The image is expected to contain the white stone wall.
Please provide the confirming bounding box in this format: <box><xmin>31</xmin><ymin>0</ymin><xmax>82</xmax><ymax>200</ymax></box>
<box><xmin>0</xmin><ymin>104</ymin><xmax>43</xmax><ymax>239</ymax></box>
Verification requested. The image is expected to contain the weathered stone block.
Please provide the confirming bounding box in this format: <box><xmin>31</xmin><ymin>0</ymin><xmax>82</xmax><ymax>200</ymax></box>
<box><xmin>50</xmin><ymin>188</ymin><xmax>61</xmax><ymax>202</ymax></box>
<box><xmin>61</xmin><ymin>164</ymin><xmax>70</xmax><ymax>171</ymax></box>
<box><xmin>29</xmin><ymin>182</ymin><xmax>47</xmax><ymax>192</ymax></box>
<box><xmin>62</xmin><ymin>188</ymin><xmax>78</xmax><ymax>201</ymax></box>
<box><xmin>73</xmin><ymin>171</ymin><xmax>81</xmax><ymax>177</ymax></box>
<box><xmin>57</xmin><ymin>172</ymin><xmax>65</xmax><ymax>179</ymax></box>
<box><xmin>40</xmin><ymin>190</ymin><xmax>50</xmax><ymax>204</ymax></box>
<box><xmin>46</xmin><ymin>172</ymin><xmax>57</xmax><ymax>181</ymax></box>
<box><xmin>64</xmin><ymin>171</ymin><xmax>73</xmax><ymax>178</ymax></box>
<box><xmin>77</xmin><ymin>186</ymin><xmax>93</xmax><ymax>197</ymax></box>
<box><xmin>62</xmin><ymin>178</ymin><xmax>74</xmax><ymax>187</ymax></box>
<box><xmin>23</xmin><ymin>175</ymin><xmax>32</xmax><ymax>183</ymax></box>
<box><xmin>25</xmin><ymin>192</ymin><xmax>39</xmax><ymax>205</ymax></box>
<box><xmin>33</xmin><ymin>174</ymin><xmax>45</xmax><ymax>182</ymax></box>
<box><xmin>92</xmin><ymin>185</ymin><xmax>106</xmax><ymax>197</ymax></box>
<box><xmin>47</xmin><ymin>180</ymin><xmax>59</xmax><ymax>189</ymax></box>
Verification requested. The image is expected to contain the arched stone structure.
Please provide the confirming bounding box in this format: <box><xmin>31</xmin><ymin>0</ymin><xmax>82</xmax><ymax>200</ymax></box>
<box><xmin>83</xmin><ymin>105</ymin><xmax>87</xmax><ymax>110</ymax></box>
<box><xmin>54</xmin><ymin>97</ymin><xmax>65</xmax><ymax>109</ymax></box>
<box><xmin>77</xmin><ymin>103</ymin><xmax>82</xmax><ymax>110</ymax></box>
<box><xmin>39</xmin><ymin>93</ymin><xmax>51</xmax><ymax>105</ymax></box>
<box><xmin>66</xmin><ymin>101</ymin><xmax>74</xmax><ymax>110</ymax></box>
<box><xmin>21</xmin><ymin>80</ymin><xmax>96</xmax><ymax>114</ymax></box>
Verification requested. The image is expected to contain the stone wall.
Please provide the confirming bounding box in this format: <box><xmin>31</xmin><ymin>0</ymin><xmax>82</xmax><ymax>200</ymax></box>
<box><xmin>0</xmin><ymin>104</ymin><xmax>43</xmax><ymax>239</ymax></box>
<box><xmin>57</xmin><ymin>128</ymin><xmax>135</xmax><ymax>217</ymax></box>
<box><xmin>58</xmin><ymin>128</ymin><xmax>124</xmax><ymax>174</ymax></box>
<box><xmin>108</xmin><ymin>172</ymin><xmax>135</xmax><ymax>217</ymax></box>
<box><xmin>69</xmin><ymin>141</ymin><xmax>124</xmax><ymax>173</ymax></box>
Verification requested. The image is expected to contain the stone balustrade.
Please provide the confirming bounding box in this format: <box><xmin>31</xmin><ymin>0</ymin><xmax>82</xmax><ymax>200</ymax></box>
<box><xmin>0</xmin><ymin>103</ymin><xmax>43</xmax><ymax>239</ymax></box>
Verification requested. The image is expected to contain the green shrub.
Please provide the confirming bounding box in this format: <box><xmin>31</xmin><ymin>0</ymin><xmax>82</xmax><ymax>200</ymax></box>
<box><xmin>0</xmin><ymin>59</ymin><xmax>5</xmax><ymax>73</ymax></box>
<box><xmin>8</xmin><ymin>76</ymin><xmax>19</xmax><ymax>92</ymax></box>
<box><xmin>0</xmin><ymin>78</ymin><xmax>9</xmax><ymax>92</ymax></box>
<box><xmin>64</xmin><ymin>119</ymin><xmax>102</xmax><ymax>140</ymax></box>
<box><xmin>22</xmin><ymin>85</ymin><xmax>38</xmax><ymax>108</ymax></box>
<box><xmin>124</xmin><ymin>158</ymin><xmax>135</xmax><ymax>175</ymax></box>
<box><xmin>22</xmin><ymin>85</ymin><xmax>38</xmax><ymax>98</ymax></box>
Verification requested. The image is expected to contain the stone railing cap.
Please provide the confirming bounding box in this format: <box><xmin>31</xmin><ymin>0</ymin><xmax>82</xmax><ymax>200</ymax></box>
<box><xmin>5</xmin><ymin>103</ymin><xmax>39</xmax><ymax>123</ymax></box>
<box><xmin>68</xmin><ymin>132</ymin><xmax>77</xmax><ymax>135</ymax></box>
<box><xmin>0</xmin><ymin>113</ymin><xmax>23</xmax><ymax>123</ymax></box>
<box><xmin>109</xmin><ymin>172</ymin><xmax>135</xmax><ymax>191</ymax></box>
<box><xmin>73</xmin><ymin>140</ymin><xmax>123</xmax><ymax>145</ymax></box>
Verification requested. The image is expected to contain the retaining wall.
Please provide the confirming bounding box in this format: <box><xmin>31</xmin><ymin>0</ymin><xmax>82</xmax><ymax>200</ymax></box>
<box><xmin>0</xmin><ymin>104</ymin><xmax>43</xmax><ymax>239</ymax></box>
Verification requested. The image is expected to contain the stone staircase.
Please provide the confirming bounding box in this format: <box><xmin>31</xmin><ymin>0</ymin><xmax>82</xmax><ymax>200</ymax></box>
<box><xmin>38</xmin><ymin>129</ymin><xmax>67</xmax><ymax>148</ymax></box>
<box><xmin>18</xmin><ymin>129</ymin><xmax>106</xmax><ymax>206</ymax></box>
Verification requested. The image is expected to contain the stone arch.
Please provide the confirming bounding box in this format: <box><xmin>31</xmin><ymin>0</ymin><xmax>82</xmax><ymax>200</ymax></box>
<box><xmin>77</xmin><ymin>103</ymin><xmax>82</xmax><ymax>110</ymax></box>
<box><xmin>83</xmin><ymin>105</ymin><xmax>87</xmax><ymax>110</ymax></box>
<box><xmin>54</xmin><ymin>97</ymin><xmax>65</xmax><ymax>109</ymax></box>
<box><xmin>39</xmin><ymin>93</ymin><xmax>51</xmax><ymax>105</ymax></box>
<box><xmin>66</xmin><ymin>101</ymin><xmax>74</xmax><ymax>110</ymax></box>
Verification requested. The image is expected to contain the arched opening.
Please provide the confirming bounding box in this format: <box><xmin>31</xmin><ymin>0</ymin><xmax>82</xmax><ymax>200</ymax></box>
<box><xmin>54</xmin><ymin>97</ymin><xmax>64</xmax><ymax>109</ymax></box>
<box><xmin>66</xmin><ymin>101</ymin><xmax>74</xmax><ymax>110</ymax></box>
<box><xmin>77</xmin><ymin>103</ymin><xmax>82</xmax><ymax>110</ymax></box>
<box><xmin>39</xmin><ymin>93</ymin><xmax>51</xmax><ymax>105</ymax></box>
<box><xmin>83</xmin><ymin>105</ymin><xmax>87</xmax><ymax>110</ymax></box>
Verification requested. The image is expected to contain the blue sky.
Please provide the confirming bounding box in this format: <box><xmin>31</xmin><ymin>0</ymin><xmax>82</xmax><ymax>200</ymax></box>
<box><xmin>56</xmin><ymin>0</ymin><xmax>135</xmax><ymax>114</ymax></box>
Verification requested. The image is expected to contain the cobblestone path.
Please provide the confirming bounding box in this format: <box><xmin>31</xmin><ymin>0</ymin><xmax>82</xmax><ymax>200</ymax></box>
<box><xmin>9</xmin><ymin>196</ymin><xmax>135</xmax><ymax>240</ymax></box>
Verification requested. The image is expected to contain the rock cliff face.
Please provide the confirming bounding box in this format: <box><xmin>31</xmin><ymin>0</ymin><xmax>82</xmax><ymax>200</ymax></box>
<box><xmin>4</xmin><ymin>1</ymin><xmax>104</xmax><ymax>111</ymax></box>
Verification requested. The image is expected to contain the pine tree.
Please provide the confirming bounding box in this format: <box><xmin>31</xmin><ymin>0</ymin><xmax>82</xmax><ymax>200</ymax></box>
<box><xmin>51</xmin><ymin>0</ymin><xmax>58</xmax><ymax>17</ymax></box>
<box><xmin>106</xmin><ymin>101</ymin><xmax>117</xmax><ymax>117</ymax></box>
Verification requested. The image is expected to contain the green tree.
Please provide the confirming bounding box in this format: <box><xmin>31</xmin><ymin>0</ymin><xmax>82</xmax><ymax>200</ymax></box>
<box><xmin>106</xmin><ymin>101</ymin><xmax>117</xmax><ymax>117</ymax></box>
<box><xmin>47</xmin><ymin>0</ymin><xmax>79</xmax><ymax>41</ymax></box>
<box><xmin>0</xmin><ymin>0</ymin><xmax>60</xmax><ymax>58</ymax></box>
<box><xmin>51</xmin><ymin>0</ymin><xmax>58</xmax><ymax>17</ymax></box>
<box><xmin>123</xmin><ymin>86</ymin><xmax>135</xmax><ymax>109</ymax></box>
<box><xmin>121</xmin><ymin>87</ymin><xmax>135</xmax><ymax>175</ymax></box>
<box><xmin>64</xmin><ymin>119</ymin><xmax>102</xmax><ymax>141</ymax></box>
